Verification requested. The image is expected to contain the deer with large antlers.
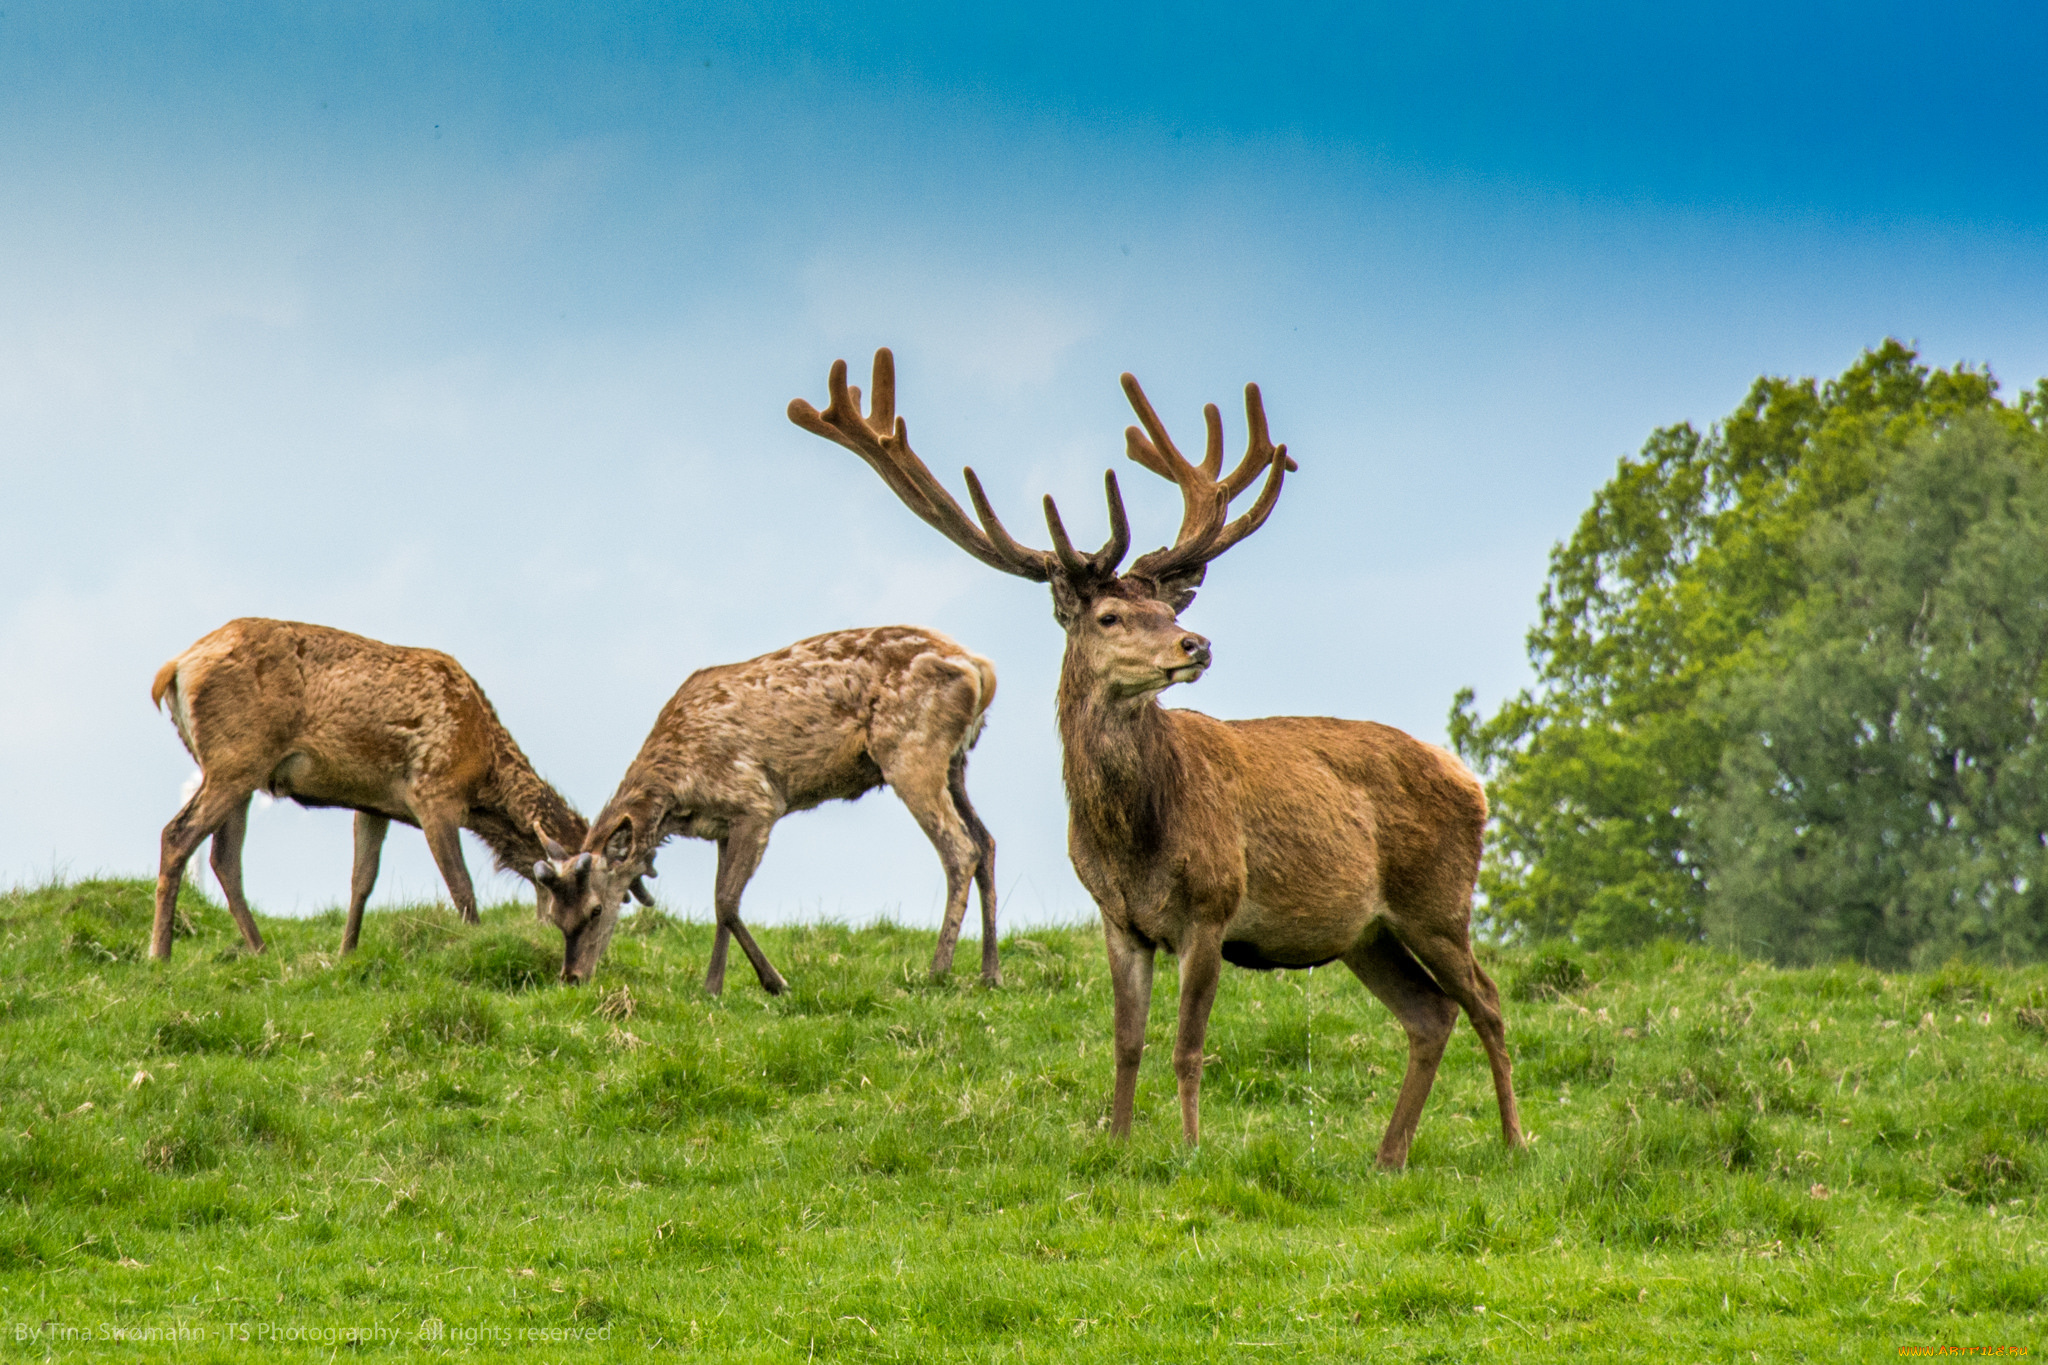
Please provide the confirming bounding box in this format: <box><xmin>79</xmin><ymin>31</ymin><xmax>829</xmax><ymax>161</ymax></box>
<box><xmin>789</xmin><ymin>350</ymin><xmax>1522</xmax><ymax>1169</ymax></box>
<box><xmin>533</xmin><ymin>626</ymin><xmax>1001</xmax><ymax>990</ymax></box>
<box><xmin>150</xmin><ymin>618</ymin><xmax>591</xmax><ymax>962</ymax></box>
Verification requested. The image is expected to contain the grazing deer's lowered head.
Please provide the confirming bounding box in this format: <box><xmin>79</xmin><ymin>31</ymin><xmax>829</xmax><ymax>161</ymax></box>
<box><xmin>533</xmin><ymin>817</ymin><xmax>650</xmax><ymax>984</ymax></box>
<box><xmin>791</xmin><ymin>350</ymin><xmax>1522</xmax><ymax>1169</ymax></box>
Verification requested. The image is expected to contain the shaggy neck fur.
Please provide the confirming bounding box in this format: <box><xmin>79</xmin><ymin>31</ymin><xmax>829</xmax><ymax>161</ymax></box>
<box><xmin>1057</xmin><ymin>641</ymin><xmax>1186</xmax><ymax>864</ymax></box>
<box><xmin>472</xmin><ymin>754</ymin><xmax>587</xmax><ymax>879</ymax></box>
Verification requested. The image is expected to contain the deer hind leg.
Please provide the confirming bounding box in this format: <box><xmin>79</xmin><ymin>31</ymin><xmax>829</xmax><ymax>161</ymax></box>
<box><xmin>707</xmin><ymin>819</ymin><xmax>787</xmax><ymax>996</ymax></box>
<box><xmin>1397</xmin><ymin>925</ymin><xmax>1524</xmax><ymax>1152</ymax></box>
<box><xmin>342</xmin><ymin>811</ymin><xmax>390</xmax><ymax>954</ymax></box>
<box><xmin>1102</xmin><ymin>918</ymin><xmax>1157</xmax><ymax>1137</ymax></box>
<box><xmin>206</xmin><ymin>795</ymin><xmax>264</xmax><ymax>952</ymax></box>
<box><xmin>155</xmin><ymin>775</ymin><xmax>264</xmax><ymax>960</ymax></box>
<box><xmin>947</xmin><ymin>752</ymin><xmax>1001</xmax><ymax>985</ymax></box>
<box><xmin>1344</xmin><ymin>929</ymin><xmax>1460</xmax><ymax>1170</ymax></box>
<box><xmin>417</xmin><ymin>805</ymin><xmax>479</xmax><ymax>924</ymax></box>
<box><xmin>882</xmin><ymin>743</ymin><xmax>984</xmax><ymax>982</ymax></box>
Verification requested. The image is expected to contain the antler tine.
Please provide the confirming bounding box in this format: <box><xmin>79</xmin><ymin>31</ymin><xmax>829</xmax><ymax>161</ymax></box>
<box><xmin>789</xmin><ymin>350</ymin><xmax>1050</xmax><ymax>581</ymax></box>
<box><xmin>1205</xmin><ymin>437</ymin><xmax>1293</xmax><ymax>559</ymax></box>
<box><xmin>865</xmin><ymin>347</ymin><xmax>896</xmax><ymax>435</ymax></box>
<box><xmin>1120</xmin><ymin>373</ymin><xmax>1230</xmax><ymax>554</ymax></box>
<box><xmin>1098</xmin><ymin>470</ymin><xmax>1131</xmax><ymax>573</ymax></box>
<box><xmin>1037</xmin><ymin>471</ymin><xmax>1132</xmax><ymax>581</ymax></box>
<box><xmin>963</xmin><ymin>468</ymin><xmax>1055</xmax><ymax>579</ymax></box>
<box><xmin>1199</xmin><ymin>403</ymin><xmax>1224</xmax><ymax>479</ymax></box>
<box><xmin>1218</xmin><ymin>382</ymin><xmax>1295</xmax><ymax>498</ymax></box>
<box><xmin>1041</xmin><ymin>496</ymin><xmax>1091</xmax><ymax>579</ymax></box>
<box><xmin>1119</xmin><ymin>372</ymin><xmax>1191</xmax><ymax>475</ymax></box>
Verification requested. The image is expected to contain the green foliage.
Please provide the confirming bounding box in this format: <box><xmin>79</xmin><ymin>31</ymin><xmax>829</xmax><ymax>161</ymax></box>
<box><xmin>1509</xmin><ymin>949</ymin><xmax>1590</xmax><ymax>1000</ymax></box>
<box><xmin>382</xmin><ymin>992</ymin><xmax>503</xmax><ymax>1049</ymax></box>
<box><xmin>1454</xmin><ymin>341</ymin><xmax>2043</xmax><ymax>948</ymax></box>
<box><xmin>1</xmin><ymin>878</ymin><xmax>2045</xmax><ymax>1359</ymax></box>
<box><xmin>448</xmin><ymin>925</ymin><xmax>558</xmax><ymax>991</ymax></box>
<box><xmin>1704</xmin><ymin>414</ymin><xmax>2048</xmax><ymax>966</ymax></box>
<box><xmin>58</xmin><ymin>878</ymin><xmax>205</xmax><ymax>961</ymax></box>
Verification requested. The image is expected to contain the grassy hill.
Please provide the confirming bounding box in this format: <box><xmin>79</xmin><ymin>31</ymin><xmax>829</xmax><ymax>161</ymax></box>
<box><xmin>1</xmin><ymin>878</ymin><xmax>2043</xmax><ymax>1360</ymax></box>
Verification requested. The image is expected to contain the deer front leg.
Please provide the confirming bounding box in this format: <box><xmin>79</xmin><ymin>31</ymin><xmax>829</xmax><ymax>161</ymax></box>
<box><xmin>1173</xmin><ymin>919</ymin><xmax>1226</xmax><ymax>1145</ymax></box>
<box><xmin>207</xmin><ymin>795</ymin><xmax>265</xmax><ymax>952</ymax></box>
<box><xmin>418</xmin><ymin>806</ymin><xmax>479</xmax><ymax>923</ymax></box>
<box><xmin>342</xmin><ymin>811</ymin><xmax>389</xmax><ymax>953</ymax></box>
<box><xmin>707</xmin><ymin>819</ymin><xmax>787</xmax><ymax>996</ymax></box>
<box><xmin>1101</xmin><ymin>918</ymin><xmax>1156</xmax><ymax>1137</ymax></box>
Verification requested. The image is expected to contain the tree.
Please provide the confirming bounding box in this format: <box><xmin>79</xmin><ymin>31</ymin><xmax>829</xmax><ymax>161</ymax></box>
<box><xmin>1450</xmin><ymin>341</ymin><xmax>2039</xmax><ymax>947</ymax></box>
<box><xmin>1702</xmin><ymin>413</ymin><xmax>2048</xmax><ymax>967</ymax></box>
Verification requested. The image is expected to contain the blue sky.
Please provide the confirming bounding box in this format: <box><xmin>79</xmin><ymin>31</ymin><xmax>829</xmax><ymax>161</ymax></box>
<box><xmin>3</xmin><ymin>2</ymin><xmax>2044</xmax><ymax>929</ymax></box>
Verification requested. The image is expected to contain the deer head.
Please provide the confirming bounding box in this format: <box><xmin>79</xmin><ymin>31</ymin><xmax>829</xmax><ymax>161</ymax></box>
<box><xmin>533</xmin><ymin>820</ymin><xmax>654</xmax><ymax>983</ymax></box>
<box><xmin>788</xmin><ymin>349</ymin><xmax>1295</xmax><ymax>701</ymax></box>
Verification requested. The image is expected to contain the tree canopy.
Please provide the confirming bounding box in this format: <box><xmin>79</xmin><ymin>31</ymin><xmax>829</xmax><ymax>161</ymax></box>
<box><xmin>1704</xmin><ymin>413</ymin><xmax>2048</xmax><ymax>967</ymax></box>
<box><xmin>1451</xmin><ymin>341</ymin><xmax>2048</xmax><ymax>951</ymax></box>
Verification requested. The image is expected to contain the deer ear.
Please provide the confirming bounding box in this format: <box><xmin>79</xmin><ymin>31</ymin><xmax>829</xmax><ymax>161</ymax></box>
<box><xmin>605</xmin><ymin>821</ymin><xmax>634</xmax><ymax>862</ymax></box>
<box><xmin>1143</xmin><ymin>565</ymin><xmax>1205</xmax><ymax>614</ymax></box>
<box><xmin>1050</xmin><ymin>574</ymin><xmax>1083</xmax><ymax>629</ymax></box>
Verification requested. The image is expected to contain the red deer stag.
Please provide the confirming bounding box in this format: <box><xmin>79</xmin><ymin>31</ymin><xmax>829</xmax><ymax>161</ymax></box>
<box><xmin>788</xmin><ymin>350</ymin><xmax>1522</xmax><ymax>1169</ymax></box>
<box><xmin>150</xmin><ymin>618</ymin><xmax>592</xmax><ymax>963</ymax></box>
<box><xmin>534</xmin><ymin>626</ymin><xmax>1000</xmax><ymax>990</ymax></box>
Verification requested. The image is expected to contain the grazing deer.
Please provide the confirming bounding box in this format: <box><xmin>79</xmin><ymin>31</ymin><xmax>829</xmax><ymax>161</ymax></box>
<box><xmin>149</xmin><ymin>618</ymin><xmax>590</xmax><ymax>962</ymax></box>
<box><xmin>788</xmin><ymin>350</ymin><xmax>1522</xmax><ymax>1169</ymax></box>
<box><xmin>534</xmin><ymin>626</ymin><xmax>1000</xmax><ymax>990</ymax></box>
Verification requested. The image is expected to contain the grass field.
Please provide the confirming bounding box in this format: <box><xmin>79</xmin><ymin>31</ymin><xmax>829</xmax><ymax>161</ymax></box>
<box><xmin>1</xmin><ymin>878</ymin><xmax>2044</xmax><ymax>1361</ymax></box>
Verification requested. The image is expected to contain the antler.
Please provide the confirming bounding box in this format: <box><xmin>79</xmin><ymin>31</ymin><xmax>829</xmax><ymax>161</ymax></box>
<box><xmin>1121</xmin><ymin>375</ymin><xmax>1296</xmax><ymax>589</ymax></box>
<box><xmin>788</xmin><ymin>349</ymin><xmax>1129</xmax><ymax>584</ymax></box>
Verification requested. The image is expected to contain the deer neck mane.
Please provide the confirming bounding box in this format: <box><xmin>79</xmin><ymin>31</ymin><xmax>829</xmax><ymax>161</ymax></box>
<box><xmin>474</xmin><ymin>759</ymin><xmax>587</xmax><ymax>878</ymax></box>
<box><xmin>1056</xmin><ymin>645</ymin><xmax>1186</xmax><ymax>861</ymax></box>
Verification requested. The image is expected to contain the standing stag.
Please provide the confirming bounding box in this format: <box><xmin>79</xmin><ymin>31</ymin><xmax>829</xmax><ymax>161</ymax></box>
<box><xmin>789</xmin><ymin>350</ymin><xmax>1522</xmax><ymax>1169</ymax></box>
<box><xmin>150</xmin><ymin>618</ymin><xmax>591</xmax><ymax>961</ymax></box>
<box><xmin>535</xmin><ymin>626</ymin><xmax>1000</xmax><ymax>990</ymax></box>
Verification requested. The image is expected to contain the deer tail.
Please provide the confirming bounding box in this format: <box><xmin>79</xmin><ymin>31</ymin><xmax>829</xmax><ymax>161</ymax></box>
<box><xmin>153</xmin><ymin>656</ymin><xmax>202</xmax><ymax>760</ymax></box>
<box><xmin>151</xmin><ymin>659</ymin><xmax>179</xmax><ymax>710</ymax></box>
<box><xmin>970</xmin><ymin>655</ymin><xmax>996</xmax><ymax>719</ymax></box>
<box><xmin>960</xmin><ymin>653</ymin><xmax>997</xmax><ymax>751</ymax></box>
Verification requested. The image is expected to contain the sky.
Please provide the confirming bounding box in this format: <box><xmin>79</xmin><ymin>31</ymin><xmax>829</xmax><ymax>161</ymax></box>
<box><xmin>3</xmin><ymin>1</ymin><xmax>2045</xmax><ymax>934</ymax></box>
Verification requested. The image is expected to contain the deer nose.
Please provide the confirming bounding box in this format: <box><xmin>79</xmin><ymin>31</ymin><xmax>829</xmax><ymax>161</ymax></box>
<box><xmin>1181</xmin><ymin>635</ymin><xmax>1211</xmax><ymax>666</ymax></box>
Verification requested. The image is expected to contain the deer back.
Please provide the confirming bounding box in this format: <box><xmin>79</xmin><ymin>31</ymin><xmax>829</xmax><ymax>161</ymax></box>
<box><xmin>164</xmin><ymin>619</ymin><xmax>518</xmax><ymax>818</ymax></box>
<box><xmin>1224</xmin><ymin>714</ymin><xmax>1485</xmax><ymax>930</ymax></box>
<box><xmin>601</xmin><ymin>626</ymin><xmax>993</xmax><ymax>839</ymax></box>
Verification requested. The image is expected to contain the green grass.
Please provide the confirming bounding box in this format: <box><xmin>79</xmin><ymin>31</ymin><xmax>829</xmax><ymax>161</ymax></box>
<box><xmin>1</xmin><ymin>879</ymin><xmax>2044</xmax><ymax>1360</ymax></box>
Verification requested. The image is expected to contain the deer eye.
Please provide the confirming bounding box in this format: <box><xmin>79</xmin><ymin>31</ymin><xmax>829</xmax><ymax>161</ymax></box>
<box><xmin>1097</xmin><ymin>612</ymin><xmax>1119</xmax><ymax>627</ymax></box>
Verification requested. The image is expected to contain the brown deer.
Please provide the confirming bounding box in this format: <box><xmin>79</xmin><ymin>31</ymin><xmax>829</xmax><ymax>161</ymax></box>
<box><xmin>788</xmin><ymin>350</ymin><xmax>1522</xmax><ymax>1169</ymax></box>
<box><xmin>150</xmin><ymin>618</ymin><xmax>592</xmax><ymax>962</ymax></box>
<box><xmin>534</xmin><ymin>626</ymin><xmax>1001</xmax><ymax>990</ymax></box>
